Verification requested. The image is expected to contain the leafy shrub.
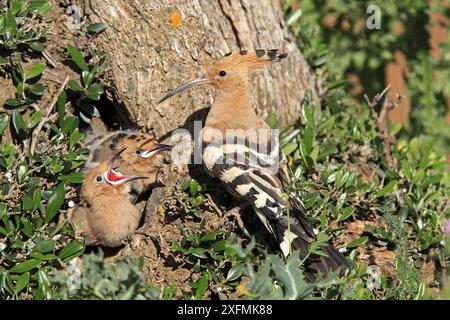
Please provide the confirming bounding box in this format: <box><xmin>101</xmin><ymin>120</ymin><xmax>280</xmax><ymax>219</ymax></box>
<box><xmin>49</xmin><ymin>251</ymin><xmax>159</xmax><ymax>300</ymax></box>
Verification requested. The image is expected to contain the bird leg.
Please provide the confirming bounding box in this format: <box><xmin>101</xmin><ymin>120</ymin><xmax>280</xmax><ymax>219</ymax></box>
<box><xmin>223</xmin><ymin>203</ymin><xmax>250</xmax><ymax>234</ymax></box>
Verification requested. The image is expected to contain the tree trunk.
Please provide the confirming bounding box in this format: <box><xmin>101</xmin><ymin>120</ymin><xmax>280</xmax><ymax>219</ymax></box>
<box><xmin>73</xmin><ymin>0</ymin><xmax>318</xmax><ymax>137</ymax></box>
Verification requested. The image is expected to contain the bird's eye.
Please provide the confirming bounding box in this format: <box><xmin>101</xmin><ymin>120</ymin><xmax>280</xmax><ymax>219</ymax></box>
<box><xmin>219</xmin><ymin>70</ymin><xmax>227</xmax><ymax>77</ymax></box>
<box><xmin>136</xmin><ymin>150</ymin><xmax>141</xmax><ymax>155</ymax></box>
<box><xmin>96</xmin><ymin>176</ymin><xmax>103</xmax><ymax>183</ymax></box>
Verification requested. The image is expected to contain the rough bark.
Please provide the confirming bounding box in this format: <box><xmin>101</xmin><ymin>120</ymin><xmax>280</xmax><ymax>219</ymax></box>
<box><xmin>74</xmin><ymin>0</ymin><xmax>318</xmax><ymax>137</ymax></box>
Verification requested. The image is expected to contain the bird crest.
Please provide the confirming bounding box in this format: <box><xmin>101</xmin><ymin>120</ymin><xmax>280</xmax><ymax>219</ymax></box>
<box><xmin>217</xmin><ymin>49</ymin><xmax>288</xmax><ymax>72</ymax></box>
<box><xmin>159</xmin><ymin>49</ymin><xmax>288</xmax><ymax>103</ymax></box>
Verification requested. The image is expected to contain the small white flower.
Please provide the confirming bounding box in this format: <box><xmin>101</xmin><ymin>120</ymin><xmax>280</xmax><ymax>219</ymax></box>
<box><xmin>313</xmin><ymin>228</ymin><xmax>319</xmax><ymax>235</ymax></box>
<box><xmin>338</xmin><ymin>247</ymin><xmax>347</xmax><ymax>253</ymax></box>
<box><xmin>402</xmin><ymin>188</ymin><xmax>407</xmax><ymax>193</ymax></box>
<box><xmin>68</xmin><ymin>200</ymin><xmax>75</xmax><ymax>208</ymax></box>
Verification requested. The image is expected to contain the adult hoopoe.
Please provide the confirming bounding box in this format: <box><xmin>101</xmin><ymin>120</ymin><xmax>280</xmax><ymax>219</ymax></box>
<box><xmin>68</xmin><ymin>149</ymin><xmax>147</xmax><ymax>247</ymax></box>
<box><xmin>159</xmin><ymin>49</ymin><xmax>351</xmax><ymax>280</ymax></box>
<box><xmin>85</xmin><ymin>131</ymin><xmax>171</xmax><ymax>200</ymax></box>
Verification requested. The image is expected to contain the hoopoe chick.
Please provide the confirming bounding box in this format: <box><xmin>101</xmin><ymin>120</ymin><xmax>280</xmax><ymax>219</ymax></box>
<box><xmin>86</xmin><ymin>131</ymin><xmax>171</xmax><ymax>199</ymax></box>
<box><xmin>68</xmin><ymin>150</ymin><xmax>147</xmax><ymax>247</ymax></box>
<box><xmin>159</xmin><ymin>49</ymin><xmax>352</xmax><ymax>281</ymax></box>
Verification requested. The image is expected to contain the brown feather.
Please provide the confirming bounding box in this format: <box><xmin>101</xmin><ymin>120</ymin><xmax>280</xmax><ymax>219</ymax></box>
<box><xmin>69</xmin><ymin>162</ymin><xmax>142</xmax><ymax>247</ymax></box>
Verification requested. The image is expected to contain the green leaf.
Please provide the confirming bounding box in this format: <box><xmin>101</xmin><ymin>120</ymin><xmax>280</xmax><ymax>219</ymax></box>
<box><xmin>44</xmin><ymin>183</ymin><xmax>65</xmax><ymax>223</ymax></box>
<box><xmin>5</xmin><ymin>98</ymin><xmax>22</xmax><ymax>107</ymax></box>
<box><xmin>25</xmin><ymin>63</ymin><xmax>46</xmax><ymax>80</ymax></box>
<box><xmin>28</xmin><ymin>111</ymin><xmax>42</xmax><ymax>128</ymax></box>
<box><xmin>302</xmin><ymin>127</ymin><xmax>313</xmax><ymax>155</ymax></box>
<box><xmin>34</xmin><ymin>240</ymin><xmax>56</xmax><ymax>253</ymax></box>
<box><xmin>188</xmin><ymin>180</ymin><xmax>199</xmax><ymax>197</ymax></box>
<box><xmin>0</xmin><ymin>204</ymin><xmax>7</xmax><ymax>220</ymax></box>
<box><xmin>211</xmin><ymin>240</ymin><xmax>227</xmax><ymax>252</ymax></box>
<box><xmin>14</xmin><ymin>272</ymin><xmax>30</xmax><ymax>293</ymax></box>
<box><xmin>0</xmin><ymin>115</ymin><xmax>9</xmax><ymax>135</ymax></box>
<box><xmin>21</xmin><ymin>194</ymin><xmax>33</xmax><ymax>211</ymax></box>
<box><xmin>346</xmin><ymin>236</ymin><xmax>368</xmax><ymax>248</ymax></box>
<box><xmin>29</xmin><ymin>83</ymin><xmax>45</xmax><ymax>96</ymax></box>
<box><xmin>9</xmin><ymin>259</ymin><xmax>42</xmax><ymax>273</ymax></box>
<box><xmin>0</xmin><ymin>57</ymin><xmax>9</xmax><ymax>65</ymax></box>
<box><xmin>85</xmin><ymin>83</ymin><xmax>104</xmax><ymax>101</ymax></box>
<box><xmin>302</xmin><ymin>102</ymin><xmax>314</xmax><ymax>128</ymax></box>
<box><xmin>337</xmin><ymin>207</ymin><xmax>355</xmax><ymax>223</ymax></box>
<box><xmin>5</xmin><ymin>10</ymin><xmax>18</xmax><ymax>34</ymax></box>
<box><xmin>61</xmin><ymin>116</ymin><xmax>79</xmax><ymax>135</ymax></box>
<box><xmin>268</xmin><ymin>252</ymin><xmax>312</xmax><ymax>299</ymax></box>
<box><xmin>318</xmin><ymin>116</ymin><xmax>335</xmax><ymax>132</ymax></box>
<box><xmin>57</xmin><ymin>90</ymin><xmax>67</xmax><ymax>127</ymax></box>
<box><xmin>163</xmin><ymin>283</ymin><xmax>177</xmax><ymax>300</ymax></box>
<box><xmin>187</xmin><ymin>248</ymin><xmax>208</xmax><ymax>259</ymax></box>
<box><xmin>21</xmin><ymin>218</ymin><xmax>33</xmax><ymax>237</ymax></box>
<box><xmin>26</xmin><ymin>0</ymin><xmax>50</xmax><ymax>14</ymax></box>
<box><xmin>67</xmin><ymin>45</ymin><xmax>89</xmax><ymax>72</ymax></box>
<box><xmin>30</xmin><ymin>41</ymin><xmax>45</xmax><ymax>52</ymax></box>
<box><xmin>11</xmin><ymin>0</ymin><xmax>25</xmax><ymax>15</ymax></box>
<box><xmin>16</xmin><ymin>82</ymin><xmax>25</xmax><ymax>98</ymax></box>
<box><xmin>17</xmin><ymin>163</ymin><xmax>28</xmax><ymax>183</ymax></box>
<box><xmin>69</xmin><ymin>129</ymin><xmax>84</xmax><ymax>148</ymax></box>
<box><xmin>86</xmin><ymin>23</ymin><xmax>108</xmax><ymax>33</ymax></box>
<box><xmin>67</xmin><ymin>80</ymin><xmax>83</xmax><ymax>92</ymax></box>
<box><xmin>199</xmin><ymin>230</ymin><xmax>222</xmax><ymax>243</ymax></box>
<box><xmin>194</xmin><ymin>272</ymin><xmax>209</xmax><ymax>300</ymax></box>
<box><xmin>32</xmin><ymin>189</ymin><xmax>41</xmax><ymax>211</ymax></box>
<box><xmin>82</xmin><ymin>71</ymin><xmax>93</xmax><ymax>87</ymax></box>
<box><xmin>401</xmin><ymin>160</ymin><xmax>412</xmax><ymax>182</ymax></box>
<box><xmin>265</xmin><ymin>112</ymin><xmax>277</xmax><ymax>129</ymax></box>
<box><xmin>375</xmin><ymin>180</ymin><xmax>398</xmax><ymax>198</ymax></box>
<box><xmin>58</xmin><ymin>241</ymin><xmax>84</xmax><ymax>261</ymax></box>
<box><xmin>282</xmin><ymin>142</ymin><xmax>297</xmax><ymax>156</ymax></box>
<box><xmin>38</xmin><ymin>1</ymin><xmax>52</xmax><ymax>15</ymax></box>
<box><xmin>12</xmin><ymin>110</ymin><xmax>27</xmax><ymax>133</ymax></box>
<box><xmin>226</xmin><ymin>264</ymin><xmax>244</xmax><ymax>282</ymax></box>
<box><xmin>58</xmin><ymin>172</ymin><xmax>84</xmax><ymax>184</ymax></box>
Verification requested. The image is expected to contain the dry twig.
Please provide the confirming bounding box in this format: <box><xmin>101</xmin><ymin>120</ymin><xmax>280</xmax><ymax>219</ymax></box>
<box><xmin>29</xmin><ymin>75</ymin><xmax>69</xmax><ymax>155</ymax></box>
<box><xmin>364</xmin><ymin>84</ymin><xmax>404</xmax><ymax>167</ymax></box>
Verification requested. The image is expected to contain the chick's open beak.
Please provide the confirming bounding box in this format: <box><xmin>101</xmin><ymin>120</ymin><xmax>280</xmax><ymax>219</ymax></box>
<box><xmin>158</xmin><ymin>76</ymin><xmax>210</xmax><ymax>103</ymax></box>
<box><xmin>104</xmin><ymin>167</ymin><xmax>148</xmax><ymax>185</ymax></box>
<box><xmin>104</xmin><ymin>147</ymin><xmax>148</xmax><ymax>185</ymax></box>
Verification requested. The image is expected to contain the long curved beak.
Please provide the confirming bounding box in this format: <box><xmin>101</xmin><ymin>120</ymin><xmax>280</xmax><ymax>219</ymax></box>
<box><xmin>139</xmin><ymin>144</ymin><xmax>172</xmax><ymax>159</ymax></box>
<box><xmin>158</xmin><ymin>76</ymin><xmax>210</xmax><ymax>104</ymax></box>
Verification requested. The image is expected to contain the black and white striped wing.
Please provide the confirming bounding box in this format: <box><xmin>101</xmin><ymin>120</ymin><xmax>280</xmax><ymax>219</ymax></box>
<box><xmin>202</xmin><ymin>141</ymin><xmax>315</xmax><ymax>255</ymax></box>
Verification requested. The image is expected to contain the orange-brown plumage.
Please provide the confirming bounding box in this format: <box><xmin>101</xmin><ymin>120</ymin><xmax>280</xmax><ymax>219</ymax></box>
<box><xmin>68</xmin><ymin>155</ymin><xmax>147</xmax><ymax>247</ymax></box>
<box><xmin>86</xmin><ymin>131</ymin><xmax>170</xmax><ymax>197</ymax></box>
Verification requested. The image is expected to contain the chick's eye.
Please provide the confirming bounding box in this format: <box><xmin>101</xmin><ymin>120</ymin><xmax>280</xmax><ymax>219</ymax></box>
<box><xmin>219</xmin><ymin>70</ymin><xmax>227</xmax><ymax>77</ymax></box>
<box><xmin>96</xmin><ymin>176</ymin><xmax>103</xmax><ymax>183</ymax></box>
<box><xmin>136</xmin><ymin>150</ymin><xmax>141</xmax><ymax>155</ymax></box>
